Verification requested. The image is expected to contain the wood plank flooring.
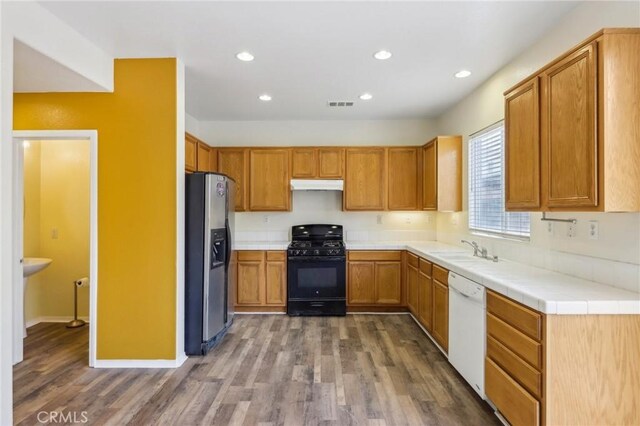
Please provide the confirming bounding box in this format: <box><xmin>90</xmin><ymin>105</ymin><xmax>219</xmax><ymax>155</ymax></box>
<box><xmin>14</xmin><ymin>315</ymin><xmax>498</xmax><ymax>425</ymax></box>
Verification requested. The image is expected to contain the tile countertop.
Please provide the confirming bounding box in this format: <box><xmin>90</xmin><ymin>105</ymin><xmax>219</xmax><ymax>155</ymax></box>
<box><xmin>233</xmin><ymin>240</ymin><xmax>640</xmax><ymax>315</ymax></box>
<box><xmin>348</xmin><ymin>240</ymin><xmax>640</xmax><ymax>315</ymax></box>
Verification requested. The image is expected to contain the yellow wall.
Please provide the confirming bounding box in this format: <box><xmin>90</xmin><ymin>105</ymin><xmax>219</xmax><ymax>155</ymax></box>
<box><xmin>15</xmin><ymin>59</ymin><xmax>178</xmax><ymax>360</ymax></box>
<box><xmin>23</xmin><ymin>140</ymin><xmax>90</xmax><ymax>322</ymax></box>
<box><xmin>23</xmin><ymin>141</ymin><xmax>42</xmax><ymax>321</ymax></box>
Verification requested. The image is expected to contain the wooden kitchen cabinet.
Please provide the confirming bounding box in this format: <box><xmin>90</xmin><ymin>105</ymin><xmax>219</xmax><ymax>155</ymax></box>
<box><xmin>291</xmin><ymin>147</ymin><xmax>344</xmax><ymax>179</ymax></box>
<box><xmin>505</xmin><ymin>78</ymin><xmax>541</xmax><ymax>210</ymax></box>
<box><xmin>185</xmin><ymin>133</ymin><xmax>198</xmax><ymax>172</ymax></box>
<box><xmin>406</xmin><ymin>254</ymin><xmax>419</xmax><ymax>315</ymax></box>
<box><xmin>235</xmin><ymin>251</ymin><xmax>286</xmax><ymax>310</ymax></box>
<box><xmin>217</xmin><ymin>148</ymin><xmax>248</xmax><ymax>212</ymax></box>
<box><xmin>417</xmin><ymin>259</ymin><xmax>433</xmax><ymax>331</ymax></box>
<box><xmin>432</xmin><ymin>266</ymin><xmax>449</xmax><ymax>352</ymax></box>
<box><xmin>249</xmin><ymin>149</ymin><xmax>291</xmax><ymax>211</ymax></box>
<box><xmin>347</xmin><ymin>251</ymin><xmax>402</xmax><ymax>306</ymax></box>
<box><xmin>387</xmin><ymin>147</ymin><xmax>420</xmax><ymax>210</ymax></box>
<box><xmin>422</xmin><ymin>136</ymin><xmax>462</xmax><ymax>212</ymax></box>
<box><xmin>186</xmin><ymin>132</ymin><xmax>214</xmax><ymax>173</ymax></box>
<box><xmin>291</xmin><ymin>148</ymin><xmax>317</xmax><ymax>178</ymax></box>
<box><xmin>318</xmin><ymin>148</ymin><xmax>344</xmax><ymax>178</ymax></box>
<box><xmin>236</xmin><ymin>251</ymin><xmax>265</xmax><ymax>306</ymax></box>
<box><xmin>344</xmin><ymin>148</ymin><xmax>387</xmax><ymax>210</ymax></box>
<box><xmin>265</xmin><ymin>251</ymin><xmax>286</xmax><ymax>305</ymax></box>
<box><xmin>505</xmin><ymin>29</ymin><xmax>640</xmax><ymax>212</ymax></box>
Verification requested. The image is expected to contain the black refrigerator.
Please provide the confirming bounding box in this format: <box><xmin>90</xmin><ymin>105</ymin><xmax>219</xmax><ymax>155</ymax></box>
<box><xmin>185</xmin><ymin>172</ymin><xmax>235</xmax><ymax>355</ymax></box>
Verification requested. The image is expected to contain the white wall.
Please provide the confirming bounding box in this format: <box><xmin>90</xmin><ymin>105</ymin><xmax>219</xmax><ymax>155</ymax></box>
<box><xmin>199</xmin><ymin>119</ymin><xmax>438</xmax><ymax>146</ymax></box>
<box><xmin>236</xmin><ymin>191</ymin><xmax>436</xmax><ymax>243</ymax></box>
<box><xmin>435</xmin><ymin>1</ymin><xmax>640</xmax><ymax>292</ymax></box>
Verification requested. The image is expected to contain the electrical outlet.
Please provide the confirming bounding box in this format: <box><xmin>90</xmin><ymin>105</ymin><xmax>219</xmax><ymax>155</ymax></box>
<box><xmin>51</xmin><ymin>228</ymin><xmax>58</xmax><ymax>239</ymax></box>
<box><xmin>425</xmin><ymin>215</ymin><xmax>431</xmax><ymax>224</ymax></box>
<box><xmin>405</xmin><ymin>216</ymin><xmax>412</xmax><ymax>224</ymax></box>
<box><xmin>263</xmin><ymin>215</ymin><xmax>270</xmax><ymax>223</ymax></box>
<box><xmin>589</xmin><ymin>220</ymin><xmax>599</xmax><ymax>240</ymax></box>
<box><xmin>547</xmin><ymin>222</ymin><xmax>553</xmax><ymax>234</ymax></box>
<box><xmin>567</xmin><ymin>222</ymin><xmax>576</xmax><ymax>238</ymax></box>
<box><xmin>451</xmin><ymin>214</ymin><xmax>459</xmax><ymax>225</ymax></box>
<box><xmin>376</xmin><ymin>215</ymin><xmax>383</xmax><ymax>225</ymax></box>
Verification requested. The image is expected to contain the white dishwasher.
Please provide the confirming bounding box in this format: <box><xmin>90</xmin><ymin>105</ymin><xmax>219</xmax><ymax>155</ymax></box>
<box><xmin>448</xmin><ymin>271</ymin><xmax>486</xmax><ymax>398</ymax></box>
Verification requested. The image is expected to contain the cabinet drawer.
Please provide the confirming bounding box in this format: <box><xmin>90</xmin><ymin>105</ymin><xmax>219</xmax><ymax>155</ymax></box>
<box><xmin>238</xmin><ymin>251</ymin><xmax>265</xmax><ymax>261</ymax></box>
<box><xmin>486</xmin><ymin>358</ymin><xmax>540</xmax><ymax>426</ymax></box>
<box><xmin>487</xmin><ymin>335</ymin><xmax>542</xmax><ymax>399</ymax></box>
<box><xmin>266</xmin><ymin>251</ymin><xmax>286</xmax><ymax>261</ymax></box>
<box><xmin>487</xmin><ymin>313</ymin><xmax>542</xmax><ymax>370</ymax></box>
<box><xmin>487</xmin><ymin>291</ymin><xmax>542</xmax><ymax>341</ymax></box>
<box><xmin>419</xmin><ymin>258</ymin><xmax>432</xmax><ymax>276</ymax></box>
<box><xmin>348</xmin><ymin>251</ymin><xmax>402</xmax><ymax>261</ymax></box>
<box><xmin>432</xmin><ymin>264</ymin><xmax>448</xmax><ymax>286</ymax></box>
<box><xmin>407</xmin><ymin>253</ymin><xmax>419</xmax><ymax>268</ymax></box>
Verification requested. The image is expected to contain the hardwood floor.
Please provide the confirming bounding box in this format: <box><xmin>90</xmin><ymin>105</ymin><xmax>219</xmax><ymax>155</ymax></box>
<box><xmin>14</xmin><ymin>315</ymin><xmax>498</xmax><ymax>425</ymax></box>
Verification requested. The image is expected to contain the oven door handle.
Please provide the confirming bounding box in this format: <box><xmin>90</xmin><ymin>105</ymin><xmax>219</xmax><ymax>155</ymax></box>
<box><xmin>287</xmin><ymin>256</ymin><xmax>345</xmax><ymax>262</ymax></box>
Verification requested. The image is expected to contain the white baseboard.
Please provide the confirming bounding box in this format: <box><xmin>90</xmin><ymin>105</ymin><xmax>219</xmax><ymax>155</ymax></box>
<box><xmin>26</xmin><ymin>316</ymin><xmax>90</xmax><ymax>328</ymax></box>
<box><xmin>94</xmin><ymin>356</ymin><xmax>188</xmax><ymax>369</ymax></box>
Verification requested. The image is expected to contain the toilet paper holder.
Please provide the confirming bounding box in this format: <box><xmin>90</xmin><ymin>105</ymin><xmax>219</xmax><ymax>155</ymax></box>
<box><xmin>67</xmin><ymin>277</ymin><xmax>88</xmax><ymax>329</ymax></box>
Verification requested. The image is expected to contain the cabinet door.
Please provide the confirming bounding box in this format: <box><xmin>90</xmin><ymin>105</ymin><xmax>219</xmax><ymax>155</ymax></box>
<box><xmin>249</xmin><ymin>149</ymin><xmax>291</xmax><ymax>211</ymax></box>
<box><xmin>543</xmin><ymin>42</ymin><xmax>598</xmax><ymax>208</ymax></box>
<box><xmin>432</xmin><ymin>279</ymin><xmax>448</xmax><ymax>352</ymax></box>
<box><xmin>318</xmin><ymin>148</ymin><xmax>344</xmax><ymax>178</ymax></box>
<box><xmin>197</xmin><ymin>142</ymin><xmax>211</xmax><ymax>172</ymax></box>
<box><xmin>418</xmin><ymin>271</ymin><xmax>433</xmax><ymax>332</ymax></box>
<box><xmin>407</xmin><ymin>264</ymin><xmax>418</xmax><ymax>315</ymax></box>
<box><xmin>237</xmin><ymin>260</ymin><xmax>264</xmax><ymax>305</ymax></box>
<box><xmin>218</xmin><ymin>149</ymin><xmax>247</xmax><ymax>212</ymax></box>
<box><xmin>209</xmin><ymin>148</ymin><xmax>217</xmax><ymax>172</ymax></box>
<box><xmin>185</xmin><ymin>134</ymin><xmax>197</xmax><ymax>172</ymax></box>
<box><xmin>265</xmin><ymin>260</ymin><xmax>286</xmax><ymax>306</ymax></box>
<box><xmin>344</xmin><ymin>148</ymin><xmax>386</xmax><ymax>210</ymax></box>
<box><xmin>291</xmin><ymin>148</ymin><xmax>317</xmax><ymax>178</ymax></box>
<box><xmin>375</xmin><ymin>262</ymin><xmax>401</xmax><ymax>305</ymax></box>
<box><xmin>505</xmin><ymin>79</ymin><xmax>541</xmax><ymax>210</ymax></box>
<box><xmin>422</xmin><ymin>140</ymin><xmax>437</xmax><ymax>210</ymax></box>
<box><xmin>388</xmin><ymin>147</ymin><xmax>420</xmax><ymax>210</ymax></box>
<box><xmin>347</xmin><ymin>262</ymin><xmax>375</xmax><ymax>304</ymax></box>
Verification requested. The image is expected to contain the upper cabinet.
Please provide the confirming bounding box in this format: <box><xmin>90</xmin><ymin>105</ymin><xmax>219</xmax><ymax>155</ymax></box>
<box><xmin>387</xmin><ymin>147</ymin><xmax>421</xmax><ymax>210</ymax></box>
<box><xmin>217</xmin><ymin>148</ymin><xmax>248</xmax><ymax>212</ymax></box>
<box><xmin>505</xmin><ymin>29</ymin><xmax>640</xmax><ymax>212</ymax></box>
<box><xmin>185</xmin><ymin>133</ymin><xmax>214</xmax><ymax>173</ymax></box>
<box><xmin>249</xmin><ymin>149</ymin><xmax>291</xmax><ymax>211</ymax></box>
<box><xmin>291</xmin><ymin>147</ymin><xmax>344</xmax><ymax>179</ymax></box>
<box><xmin>344</xmin><ymin>148</ymin><xmax>387</xmax><ymax>210</ymax></box>
<box><xmin>505</xmin><ymin>78</ymin><xmax>541</xmax><ymax>210</ymax></box>
<box><xmin>422</xmin><ymin>136</ymin><xmax>462</xmax><ymax>212</ymax></box>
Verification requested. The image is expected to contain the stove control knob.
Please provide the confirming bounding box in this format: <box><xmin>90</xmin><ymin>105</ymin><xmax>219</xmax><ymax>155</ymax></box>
<box><xmin>314</xmin><ymin>250</ymin><xmax>320</xmax><ymax>255</ymax></box>
<box><xmin>301</xmin><ymin>250</ymin><xmax>307</xmax><ymax>255</ymax></box>
<box><xmin>294</xmin><ymin>250</ymin><xmax>300</xmax><ymax>255</ymax></box>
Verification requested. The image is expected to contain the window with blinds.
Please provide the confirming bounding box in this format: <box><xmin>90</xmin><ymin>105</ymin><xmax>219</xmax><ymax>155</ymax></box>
<box><xmin>468</xmin><ymin>121</ymin><xmax>530</xmax><ymax>239</ymax></box>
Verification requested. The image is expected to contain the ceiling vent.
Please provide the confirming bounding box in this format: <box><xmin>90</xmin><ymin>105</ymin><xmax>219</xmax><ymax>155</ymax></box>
<box><xmin>327</xmin><ymin>101</ymin><xmax>354</xmax><ymax>107</ymax></box>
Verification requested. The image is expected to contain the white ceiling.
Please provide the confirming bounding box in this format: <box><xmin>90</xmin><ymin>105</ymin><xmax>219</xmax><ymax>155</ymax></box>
<box><xmin>37</xmin><ymin>1</ymin><xmax>580</xmax><ymax>121</ymax></box>
<box><xmin>14</xmin><ymin>40</ymin><xmax>108</xmax><ymax>92</ymax></box>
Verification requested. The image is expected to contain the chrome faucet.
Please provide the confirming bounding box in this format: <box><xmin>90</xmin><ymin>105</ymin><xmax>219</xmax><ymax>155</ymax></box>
<box><xmin>461</xmin><ymin>239</ymin><xmax>481</xmax><ymax>256</ymax></box>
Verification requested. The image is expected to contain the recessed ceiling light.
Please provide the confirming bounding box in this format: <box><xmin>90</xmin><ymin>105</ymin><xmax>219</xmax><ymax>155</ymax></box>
<box><xmin>373</xmin><ymin>50</ymin><xmax>392</xmax><ymax>60</ymax></box>
<box><xmin>359</xmin><ymin>93</ymin><xmax>373</xmax><ymax>101</ymax></box>
<box><xmin>455</xmin><ymin>70</ymin><xmax>472</xmax><ymax>78</ymax></box>
<box><xmin>258</xmin><ymin>94</ymin><xmax>272</xmax><ymax>102</ymax></box>
<box><xmin>236</xmin><ymin>51</ymin><xmax>254</xmax><ymax>62</ymax></box>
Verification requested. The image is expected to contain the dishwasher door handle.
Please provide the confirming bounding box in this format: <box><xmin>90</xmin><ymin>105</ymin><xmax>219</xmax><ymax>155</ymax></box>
<box><xmin>450</xmin><ymin>285</ymin><xmax>470</xmax><ymax>298</ymax></box>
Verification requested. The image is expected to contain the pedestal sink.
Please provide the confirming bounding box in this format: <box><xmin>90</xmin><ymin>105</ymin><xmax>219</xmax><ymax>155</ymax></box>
<box><xmin>23</xmin><ymin>257</ymin><xmax>52</xmax><ymax>337</ymax></box>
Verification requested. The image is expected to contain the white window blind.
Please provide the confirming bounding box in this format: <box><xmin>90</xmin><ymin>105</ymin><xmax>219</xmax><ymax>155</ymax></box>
<box><xmin>468</xmin><ymin>121</ymin><xmax>530</xmax><ymax>239</ymax></box>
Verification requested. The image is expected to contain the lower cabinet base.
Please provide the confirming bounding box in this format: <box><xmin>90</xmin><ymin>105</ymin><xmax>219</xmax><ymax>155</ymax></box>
<box><xmin>347</xmin><ymin>306</ymin><xmax>409</xmax><ymax>313</ymax></box>
<box><xmin>234</xmin><ymin>306</ymin><xmax>286</xmax><ymax>313</ymax></box>
<box><xmin>288</xmin><ymin>299</ymin><xmax>346</xmax><ymax>316</ymax></box>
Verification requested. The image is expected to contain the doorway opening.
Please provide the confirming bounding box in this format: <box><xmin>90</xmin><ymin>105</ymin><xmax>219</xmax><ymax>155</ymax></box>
<box><xmin>12</xmin><ymin>131</ymin><xmax>98</xmax><ymax>368</ymax></box>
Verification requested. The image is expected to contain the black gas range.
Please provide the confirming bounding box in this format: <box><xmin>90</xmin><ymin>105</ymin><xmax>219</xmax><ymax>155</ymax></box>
<box><xmin>287</xmin><ymin>224</ymin><xmax>346</xmax><ymax>316</ymax></box>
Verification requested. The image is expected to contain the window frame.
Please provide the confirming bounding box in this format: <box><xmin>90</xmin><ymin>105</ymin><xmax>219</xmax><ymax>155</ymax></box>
<box><xmin>467</xmin><ymin>120</ymin><xmax>530</xmax><ymax>241</ymax></box>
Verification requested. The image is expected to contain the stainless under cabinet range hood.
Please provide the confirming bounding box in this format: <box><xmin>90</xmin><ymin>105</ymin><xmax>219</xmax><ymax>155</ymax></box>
<box><xmin>290</xmin><ymin>179</ymin><xmax>344</xmax><ymax>191</ymax></box>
